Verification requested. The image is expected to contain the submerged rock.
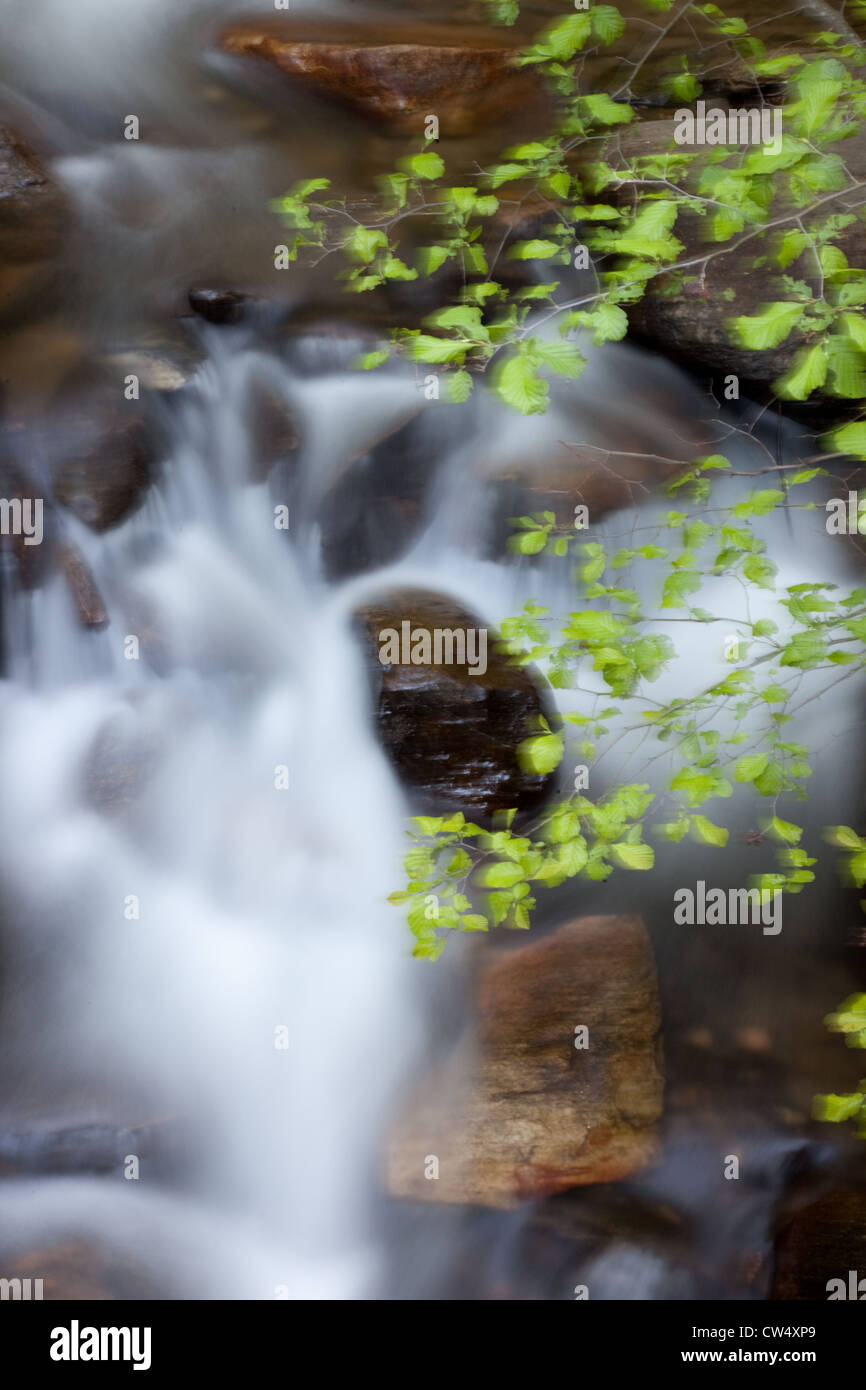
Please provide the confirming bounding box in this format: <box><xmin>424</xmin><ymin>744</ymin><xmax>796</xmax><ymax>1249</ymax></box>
<box><xmin>218</xmin><ymin>18</ymin><xmax>540</xmax><ymax>136</ymax></box>
<box><xmin>49</xmin><ymin>372</ymin><xmax>158</xmax><ymax>531</ymax></box>
<box><xmin>318</xmin><ymin>409</ymin><xmax>443</xmax><ymax>580</ymax></box>
<box><xmin>0</xmin><ymin>1119</ymin><xmax>158</xmax><ymax>1176</ymax></box>
<box><xmin>57</xmin><ymin>542</ymin><xmax>108</xmax><ymax>629</ymax></box>
<box><xmin>0</xmin><ymin>126</ymin><xmax>67</xmax><ymax>323</ymax></box>
<box><xmin>0</xmin><ymin>126</ymin><xmax>66</xmax><ymax>263</ymax></box>
<box><xmin>356</xmin><ymin>587</ymin><xmax>556</xmax><ymax>824</ymax></box>
<box><xmin>387</xmin><ymin>914</ymin><xmax>664</xmax><ymax>1207</ymax></box>
<box><xmin>101</xmin><ymin>327</ymin><xmax>205</xmax><ymax>394</ymax></box>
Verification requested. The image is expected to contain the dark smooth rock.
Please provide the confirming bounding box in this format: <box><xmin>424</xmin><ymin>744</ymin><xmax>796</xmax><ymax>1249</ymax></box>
<box><xmin>318</xmin><ymin>410</ymin><xmax>443</xmax><ymax>580</ymax></box>
<box><xmin>355</xmin><ymin>587</ymin><xmax>557</xmax><ymax>823</ymax></box>
<box><xmin>188</xmin><ymin>286</ymin><xmax>249</xmax><ymax>325</ymax></box>
<box><xmin>48</xmin><ymin>371</ymin><xmax>158</xmax><ymax>531</ymax></box>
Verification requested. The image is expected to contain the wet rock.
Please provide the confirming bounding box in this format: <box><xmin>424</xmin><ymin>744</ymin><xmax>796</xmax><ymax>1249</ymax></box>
<box><xmin>101</xmin><ymin>329</ymin><xmax>205</xmax><ymax>393</ymax></box>
<box><xmin>188</xmin><ymin>286</ymin><xmax>249</xmax><ymax>325</ymax></box>
<box><xmin>0</xmin><ymin>127</ymin><xmax>67</xmax><ymax>324</ymax></box>
<box><xmin>387</xmin><ymin>914</ymin><xmax>664</xmax><ymax>1207</ymax></box>
<box><xmin>0</xmin><ymin>322</ymin><xmax>85</xmax><ymax>404</ymax></box>
<box><xmin>280</xmin><ymin>318</ymin><xmax>391</xmax><ymax>377</ymax></box>
<box><xmin>318</xmin><ymin>409</ymin><xmax>445</xmax><ymax>580</ymax></box>
<box><xmin>612</xmin><ymin>125</ymin><xmax>866</xmax><ymax>398</ymax></box>
<box><xmin>0</xmin><ymin>126</ymin><xmax>66</xmax><ymax>264</ymax></box>
<box><xmin>49</xmin><ymin>371</ymin><xmax>158</xmax><ymax>531</ymax></box>
<box><xmin>483</xmin><ymin>346</ymin><xmax>716</xmax><ymax>554</ymax></box>
<box><xmin>772</xmin><ymin>1186</ymin><xmax>866</xmax><ymax>1299</ymax></box>
<box><xmin>356</xmin><ymin>587</ymin><xmax>556</xmax><ymax>823</ymax></box>
<box><xmin>218</xmin><ymin>18</ymin><xmax>542</xmax><ymax>136</ymax></box>
<box><xmin>0</xmin><ymin>1120</ymin><xmax>158</xmax><ymax>1177</ymax></box>
<box><xmin>57</xmin><ymin>542</ymin><xmax>108</xmax><ymax>629</ymax></box>
<box><xmin>247</xmin><ymin>376</ymin><xmax>298</xmax><ymax>479</ymax></box>
<box><xmin>0</xmin><ymin>1240</ymin><xmax>159</xmax><ymax>1300</ymax></box>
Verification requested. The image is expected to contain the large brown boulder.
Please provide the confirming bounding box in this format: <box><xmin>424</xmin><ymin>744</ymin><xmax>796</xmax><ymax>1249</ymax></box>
<box><xmin>218</xmin><ymin>18</ymin><xmax>542</xmax><ymax>136</ymax></box>
<box><xmin>606</xmin><ymin>122</ymin><xmax>866</xmax><ymax>398</ymax></box>
<box><xmin>356</xmin><ymin>587</ymin><xmax>557</xmax><ymax>824</ymax></box>
<box><xmin>772</xmin><ymin>1186</ymin><xmax>866</xmax><ymax>1299</ymax></box>
<box><xmin>0</xmin><ymin>127</ymin><xmax>67</xmax><ymax>323</ymax></box>
<box><xmin>387</xmin><ymin>914</ymin><xmax>664</xmax><ymax>1207</ymax></box>
<box><xmin>0</xmin><ymin>126</ymin><xmax>66</xmax><ymax>263</ymax></box>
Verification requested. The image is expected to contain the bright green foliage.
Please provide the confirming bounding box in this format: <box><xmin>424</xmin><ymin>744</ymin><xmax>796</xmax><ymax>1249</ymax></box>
<box><xmin>815</xmin><ymin>994</ymin><xmax>866</xmax><ymax>1135</ymax></box>
<box><xmin>390</xmin><ymin>458</ymin><xmax>866</xmax><ymax>958</ymax></box>
<box><xmin>272</xmin><ymin>1</ymin><xmax>866</xmax><ymax>1129</ymax></box>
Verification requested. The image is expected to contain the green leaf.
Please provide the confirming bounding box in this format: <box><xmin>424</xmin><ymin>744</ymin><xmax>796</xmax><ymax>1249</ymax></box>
<box><xmin>534</xmin><ymin>12</ymin><xmax>592</xmax><ymax>60</ymax></box>
<box><xmin>567</xmin><ymin>303</ymin><xmax>628</xmax><ymax>344</ymax></box>
<box><xmin>764</xmin><ymin>816</ymin><xmax>802</xmax><ymax>844</ymax></box>
<box><xmin>590</xmin><ymin>5</ymin><xmax>626</xmax><ymax>43</ymax></box>
<box><xmin>509</xmin><ymin>239</ymin><xmax>561</xmax><ymax>260</ymax></box>
<box><xmin>356</xmin><ymin>349</ymin><xmax>390</xmax><ymax>370</ymax></box>
<box><xmin>564</xmin><ymin>610</ymin><xmax>627</xmax><ymax>644</ymax></box>
<box><xmin>742</xmin><ymin>553</ymin><xmax>778</xmax><ymax>589</ymax></box>
<box><xmin>460</xmin><ymin>913</ymin><xmax>489</xmax><ymax>932</ymax></box>
<box><xmin>402</xmin><ymin>334</ymin><xmax>469</xmax><ymax>364</ymax></box>
<box><xmin>774</xmin><ymin>343</ymin><xmax>827</xmax><ymax>401</ymax></box>
<box><xmin>581</xmin><ymin>93</ymin><xmax>633</xmax><ymax>126</ymax></box>
<box><xmin>689</xmin><ymin>814</ymin><xmax>729</xmax><ymax>847</ymax></box>
<box><xmin>512</xmin><ymin>529</ymin><xmax>548</xmax><ymax>555</ymax></box>
<box><xmin>735</xmin><ymin>754</ymin><xmax>770</xmax><ymax>783</ymax></box>
<box><xmin>533</xmin><ymin>340</ymin><xmax>586</xmax><ymax>377</ymax></box>
<box><xmin>478</xmin><ymin>861</ymin><xmax>526</xmax><ymax>888</ymax></box>
<box><xmin>345</xmin><ymin>226</ymin><xmax>388</xmax><ymax>264</ymax></box>
<box><xmin>608</xmin><ymin>842</ymin><xmax>654</xmax><ymax>870</ymax></box>
<box><xmin>412</xmin><ymin>817</ymin><xmax>443</xmax><ymax>836</ymax></box>
<box><xmin>518</xmin><ymin>732</ymin><xmax>564</xmax><ymax>775</ymax></box>
<box><xmin>828</xmin><ymin>421</ymin><xmax>866</xmax><ymax>458</ymax></box>
<box><xmin>825</xmin><ymin>825</ymin><xmax>865</xmax><ymax>849</ymax></box>
<box><xmin>288</xmin><ymin>178</ymin><xmax>330</xmax><ymax>199</ymax></box>
<box><xmin>815</xmin><ymin>1093</ymin><xmax>864</xmax><ymax>1123</ymax></box>
<box><xmin>493</xmin><ymin>352</ymin><xmax>550</xmax><ymax>414</ymax></box>
<box><xmin>664</xmin><ymin>69</ymin><xmax>701</xmax><ymax>102</ymax></box>
<box><xmin>401</xmin><ymin>151</ymin><xmax>445</xmax><ymax>180</ymax></box>
<box><xmin>779</xmin><ymin>630</ymin><xmax>828</xmax><ymax>668</ymax></box>
<box><xmin>662</xmin><ymin>570</ymin><xmax>702</xmax><ymax>609</ymax></box>
<box><xmin>731</xmin><ymin>302</ymin><xmax>806</xmax><ymax>351</ymax></box>
<box><xmin>825</xmin><ymin>336</ymin><xmax>866</xmax><ymax>400</ymax></box>
<box><xmin>446</xmin><ymin>369</ymin><xmax>473</xmax><ymax>403</ymax></box>
<box><xmin>416</xmin><ymin>245</ymin><xmax>453</xmax><ymax>275</ymax></box>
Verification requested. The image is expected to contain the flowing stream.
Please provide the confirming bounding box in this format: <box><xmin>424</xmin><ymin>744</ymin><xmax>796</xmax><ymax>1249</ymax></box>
<box><xmin>0</xmin><ymin>0</ymin><xmax>863</xmax><ymax>1301</ymax></box>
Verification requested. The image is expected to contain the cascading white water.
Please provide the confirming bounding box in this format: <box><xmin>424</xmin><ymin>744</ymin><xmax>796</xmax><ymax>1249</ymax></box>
<box><xmin>0</xmin><ymin>340</ymin><xmax>443</xmax><ymax>1298</ymax></box>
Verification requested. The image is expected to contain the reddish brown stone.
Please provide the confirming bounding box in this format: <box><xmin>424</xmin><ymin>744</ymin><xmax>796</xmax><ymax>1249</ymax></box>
<box><xmin>387</xmin><ymin>914</ymin><xmax>664</xmax><ymax>1207</ymax></box>
<box><xmin>218</xmin><ymin>19</ymin><xmax>539</xmax><ymax>135</ymax></box>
